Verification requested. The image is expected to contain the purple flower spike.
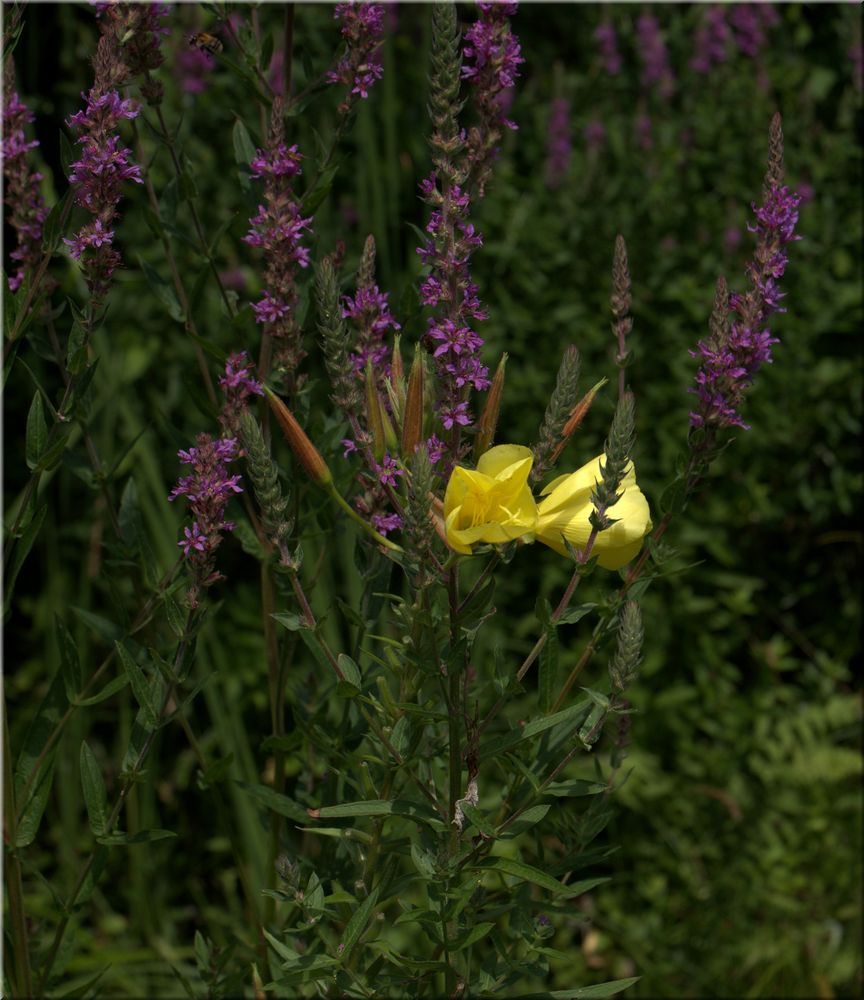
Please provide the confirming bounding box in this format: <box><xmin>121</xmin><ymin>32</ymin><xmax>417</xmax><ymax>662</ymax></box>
<box><xmin>219</xmin><ymin>350</ymin><xmax>265</xmax><ymax>439</ymax></box>
<box><xmin>169</xmin><ymin>433</ymin><xmax>243</xmax><ymax>607</ymax></box>
<box><xmin>594</xmin><ymin>20</ymin><xmax>622</xmax><ymax>76</ymax></box>
<box><xmin>545</xmin><ymin>97</ymin><xmax>572</xmax><ymax>189</ymax></box>
<box><xmin>2</xmin><ymin>70</ymin><xmax>49</xmax><ymax>292</ymax></box>
<box><xmin>636</xmin><ymin>14</ymin><xmax>675</xmax><ymax>100</ymax></box>
<box><xmin>690</xmin><ymin>183</ymin><xmax>802</xmax><ymax>430</ymax></box>
<box><xmin>328</xmin><ymin>2</ymin><xmax>386</xmax><ymax>110</ymax></box>
<box><xmin>690</xmin><ymin>6</ymin><xmax>730</xmax><ymax>75</ymax></box>
<box><xmin>64</xmin><ymin>76</ymin><xmax>142</xmax><ymax>305</ymax></box>
<box><xmin>244</xmin><ymin>100</ymin><xmax>313</xmax><ymax>379</ymax></box>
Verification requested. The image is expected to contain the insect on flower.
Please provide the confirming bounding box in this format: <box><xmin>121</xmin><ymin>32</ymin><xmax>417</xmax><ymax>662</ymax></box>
<box><xmin>188</xmin><ymin>32</ymin><xmax>223</xmax><ymax>56</ymax></box>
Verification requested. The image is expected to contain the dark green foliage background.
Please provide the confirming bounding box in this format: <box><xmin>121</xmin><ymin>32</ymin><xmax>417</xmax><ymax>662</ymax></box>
<box><xmin>4</xmin><ymin>3</ymin><xmax>861</xmax><ymax>997</ymax></box>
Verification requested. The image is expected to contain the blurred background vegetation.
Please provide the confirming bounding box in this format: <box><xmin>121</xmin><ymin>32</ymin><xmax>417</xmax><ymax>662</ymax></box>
<box><xmin>5</xmin><ymin>3</ymin><xmax>861</xmax><ymax>997</ymax></box>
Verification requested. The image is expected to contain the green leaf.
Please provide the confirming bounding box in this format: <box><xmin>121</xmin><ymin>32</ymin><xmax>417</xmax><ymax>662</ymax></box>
<box><xmin>518</xmin><ymin>977</ymin><xmax>641</xmax><ymax>999</ymax></box>
<box><xmin>137</xmin><ymin>256</ymin><xmax>184</xmax><ymax>322</ymax></box>
<box><xmin>337</xmin><ymin>653</ymin><xmax>361</xmax><ymax>688</ymax></box>
<box><xmin>311</xmin><ymin>799</ymin><xmax>443</xmax><ymax>828</ymax></box>
<box><xmin>472</xmin><ymin>856</ymin><xmax>582</xmax><ymax>896</ymax></box>
<box><xmin>71</xmin><ymin>673</ymin><xmax>130</xmax><ymax>707</ymax></box>
<box><xmin>72</xmin><ymin>607</ymin><xmax>122</xmax><ymax>645</ymax></box>
<box><xmin>410</xmin><ymin>842</ymin><xmax>437</xmax><ymax>879</ymax></box>
<box><xmin>267</xmin><ymin>956</ymin><xmax>340</xmax><ymax>987</ymax></box>
<box><xmin>13</xmin><ymin>671</ymin><xmax>66</xmax><ymax>847</ymax></box>
<box><xmin>339</xmin><ymin>885</ymin><xmax>381</xmax><ymax>960</ymax></box>
<box><xmin>235</xmin><ymin>780</ymin><xmax>309</xmax><ymax>822</ymax></box>
<box><xmin>459</xmin><ymin>802</ymin><xmax>496</xmax><ymax>838</ymax></box>
<box><xmin>95</xmin><ymin>829</ymin><xmax>177</xmax><ymax>846</ymax></box>
<box><xmin>41</xmin><ymin>187</ymin><xmax>74</xmax><ymax>256</ymax></box>
<box><xmin>4</xmin><ymin>503</ymin><xmax>47</xmax><ymax>613</ymax></box>
<box><xmin>557</xmin><ymin>603</ymin><xmax>598</xmax><ymax>626</ymax></box>
<box><xmin>115</xmin><ymin>642</ymin><xmax>160</xmax><ymax>730</ymax></box>
<box><xmin>25</xmin><ymin>391</ymin><xmax>48</xmax><ymax>470</ymax></box>
<box><xmin>450</xmin><ymin>921</ymin><xmax>495</xmax><ymax>952</ymax></box>
<box><xmin>56</xmin><ymin>617</ymin><xmax>83</xmax><ymax>700</ymax></box>
<box><xmin>65</xmin><ymin>314</ymin><xmax>88</xmax><ymax>374</ymax></box>
<box><xmin>538</xmin><ymin>618</ymin><xmax>558</xmax><ymax>713</ymax></box>
<box><xmin>499</xmin><ymin>804</ymin><xmax>550</xmax><ymax>839</ymax></box>
<box><xmin>480</xmin><ymin>697</ymin><xmax>591</xmax><ymax>759</ymax></box>
<box><xmin>79</xmin><ymin>741</ymin><xmax>108</xmax><ymax>837</ymax></box>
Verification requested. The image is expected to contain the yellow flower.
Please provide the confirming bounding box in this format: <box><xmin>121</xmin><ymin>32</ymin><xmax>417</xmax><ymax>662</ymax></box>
<box><xmin>444</xmin><ymin>444</ymin><xmax>538</xmax><ymax>554</ymax></box>
<box><xmin>535</xmin><ymin>455</ymin><xmax>652</xmax><ymax>569</ymax></box>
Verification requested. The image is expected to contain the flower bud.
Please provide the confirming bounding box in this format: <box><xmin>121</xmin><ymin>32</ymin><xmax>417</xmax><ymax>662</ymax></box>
<box><xmin>264</xmin><ymin>386</ymin><xmax>332</xmax><ymax>488</ymax></box>
<box><xmin>549</xmin><ymin>378</ymin><xmax>607</xmax><ymax>467</ymax></box>
<box><xmin>474</xmin><ymin>353</ymin><xmax>507</xmax><ymax>458</ymax></box>
<box><xmin>365</xmin><ymin>361</ymin><xmax>387</xmax><ymax>461</ymax></box>
<box><xmin>401</xmin><ymin>345</ymin><xmax>426</xmax><ymax>457</ymax></box>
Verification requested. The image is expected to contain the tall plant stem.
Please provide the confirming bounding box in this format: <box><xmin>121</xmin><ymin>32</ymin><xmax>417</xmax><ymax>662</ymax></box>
<box><xmin>262</xmin><ymin>563</ymin><xmax>286</xmax><ymax>928</ymax></box>
<box><xmin>143</xmin><ymin>93</ymin><xmax>236</xmax><ymax>321</ymax></box>
<box><xmin>3</xmin><ymin>697</ymin><xmax>33</xmax><ymax>998</ymax></box>
<box><xmin>480</xmin><ymin>531</ymin><xmax>598</xmax><ymax>735</ymax></box>
<box><xmin>35</xmin><ymin>614</ymin><xmax>196</xmax><ymax>993</ymax></box>
<box><xmin>130</xmin><ymin>119</ymin><xmax>218</xmax><ymax>405</ymax></box>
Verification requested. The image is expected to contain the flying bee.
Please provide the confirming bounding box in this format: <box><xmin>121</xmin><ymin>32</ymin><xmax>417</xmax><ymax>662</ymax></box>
<box><xmin>188</xmin><ymin>32</ymin><xmax>223</xmax><ymax>57</ymax></box>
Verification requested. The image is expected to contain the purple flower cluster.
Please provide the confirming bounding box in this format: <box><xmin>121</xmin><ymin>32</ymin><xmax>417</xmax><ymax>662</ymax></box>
<box><xmin>2</xmin><ymin>80</ymin><xmax>48</xmax><ymax>292</ymax></box>
<box><xmin>594</xmin><ymin>19</ymin><xmax>622</xmax><ymax>76</ymax></box>
<box><xmin>93</xmin><ymin>1</ymin><xmax>170</xmax><ymax>105</ymax></box>
<box><xmin>175</xmin><ymin>47</ymin><xmax>215</xmax><ymax>95</ymax></box>
<box><xmin>690</xmin><ymin>6</ymin><xmax>730</xmax><ymax>75</ymax></box>
<box><xmin>417</xmin><ymin>173</ymin><xmax>491</xmax><ymax>445</ymax></box>
<box><xmin>636</xmin><ymin>14</ymin><xmax>675</xmax><ymax>100</ymax></box>
<box><xmin>462</xmin><ymin>0</ymin><xmax>524</xmax><ymax>190</ymax></box>
<box><xmin>243</xmin><ymin>112</ymin><xmax>312</xmax><ymax>377</ymax></box>
<box><xmin>63</xmin><ymin>87</ymin><xmax>142</xmax><ymax>304</ymax></box>
<box><xmin>169</xmin><ymin>433</ymin><xmax>243</xmax><ymax>606</ymax></box>
<box><xmin>851</xmin><ymin>40</ymin><xmax>864</xmax><ymax>93</ymax></box>
<box><xmin>729</xmin><ymin>4</ymin><xmax>779</xmax><ymax>59</ymax></box>
<box><xmin>327</xmin><ymin>2</ymin><xmax>385</xmax><ymax>110</ymax></box>
<box><xmin>584</xmin><ymin>119</ymin><xmax>606</xmax><ymax>154</ymax></box>
<box><xmin>544</xmin><ymin>97</ymin><xmax>572</xmax><ymax>189</ymax></box>
<box><xmin>462</xmin><ymin>1</ymin><xmax>523</xmax><ymax>124</ymax></box>
<box><xmin>344</xmin><ymin>282</ymin><xmax>401</xmax><ymax>377</ymax></box>
<box><xmin>219</xmin><ymin>350</ymin><xmax>264</xmax><ymax>438</ymax></box>
<box><xmin>690</xmin><ymin>184</ymin><xmax>802</xmax><ymax>429</ymax></box>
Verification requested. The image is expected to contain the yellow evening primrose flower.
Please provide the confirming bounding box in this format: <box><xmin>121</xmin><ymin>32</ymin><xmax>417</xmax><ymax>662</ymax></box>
<box><xmin>444</xmin><ymin>444</ymin><xmax>538</xmax><ymax>554</ymax></box>
<box><xmin>535</xmin><ymin>455</ymin><xmax>652</xmax><ymax>570</ymax></box>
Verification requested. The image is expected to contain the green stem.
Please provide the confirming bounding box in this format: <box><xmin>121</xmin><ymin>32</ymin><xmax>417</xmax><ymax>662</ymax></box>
<box><xmin>262</xmin><ymin>564</ymin><xmax>285</xmax><ymax>928</ymax></box>
<box><xmin>3</xmin><ymin>696</ymin><xmax>33</xmax><ymax>998</ymax></box>
<box><xmin>327</xmin><ymin>485</ymin><xmax>403</xmax><ymax>552</ymax></box>
<box><xmin>36</xmin><ymin>617</ymin><xmax>195</xmax><ymax>993</ymax></box>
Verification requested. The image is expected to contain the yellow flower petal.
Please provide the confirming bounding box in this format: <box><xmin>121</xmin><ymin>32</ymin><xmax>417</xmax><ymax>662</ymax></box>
<box><xmin>535</xmin><ymin>454</ymin><xmax>651</xmax><ymax>569</ymax></box>
<box><xmin>443</xmin><ymin>444</ymin><xmax>538</xmax><ymax>554</ymax></box>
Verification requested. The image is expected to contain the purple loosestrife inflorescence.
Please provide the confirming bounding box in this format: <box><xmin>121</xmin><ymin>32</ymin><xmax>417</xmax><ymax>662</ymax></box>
<box><xmin>544</xmin><ymin>97</ymin><xmax>572</xmax><ymax>189</ymax></box>
<box><xmin>327</xmin><ymin>2</ymin><xmax>386</xmax><ymax>111</ymax></box>
<box><xmin>344</xmin><ymin>282</ymin><xmax>401</xmax><ymax>380</ymax></box>
<box><xmin>690</xmin><ymin>5</ymin><xmax>730</xmax><ymax>75</ymax></box>
<box><xmin>594</xmin><ymin>19</ymin><xmax>622</xmax><ymax>76</ymax></box>
<box><xmin>636</xmin><ymin>13</ymin><xmax>675</xmax><ymax>100</ymax></box>
<box><xmin>2</xmin><ymin>64</ymin><xmax>48</xmax><ymax>292</ymax></box>
<box><xmin>244</xmin><ymin>98</ymin><xmax>313</xmax><ymax>380</ymax></box>
<box><xmin>690</xmin><ymin>120</ymin><xmax>801</xmax><ymax>430</ymax></box>
<box><xmin>461</xmin><ymin>0</ymin><xmax>523</xmax><ymax>197</ymax></box>
<box><xmin>729</xmin><ymin>3</ymin><xmax>779</xmax><ymax>59</ymax></box>
<box><xmin>169</xmin><ymin>433</ymin><xmax>243</xmax><ymax>607</ymax></box>
<box><xmin>584</xmin><ymin>120</ymin><xmax>606</xmax><ymax>154</ymax></box>
<box><xmin>63</xmin><ymin>37</ymin><xmax>143</xmax><ymax>307</ymax></box>
<box><xmin>219</xmin><ymin>350</ymin><xmax>265</xmax><ymax>439</ymax></box>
